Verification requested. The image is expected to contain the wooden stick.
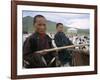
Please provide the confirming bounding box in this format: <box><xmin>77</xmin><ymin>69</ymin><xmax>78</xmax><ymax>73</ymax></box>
<box><xmin>35</xmin><ymin>44</ymin><xmax>89</xmax><ymax>53</ymax></box>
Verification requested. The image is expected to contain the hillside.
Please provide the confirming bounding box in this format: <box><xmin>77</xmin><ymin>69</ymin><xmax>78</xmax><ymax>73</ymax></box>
<box><xmin>22</xmin><ymin>16</ymin><xmax>89</xmax><ymax>35</ymax></box>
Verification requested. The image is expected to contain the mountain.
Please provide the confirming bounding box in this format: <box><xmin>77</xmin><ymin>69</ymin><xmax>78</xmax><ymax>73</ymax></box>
<box><xmin>23</xmin><ymin>16</ymin><xmax>33</xmax><ymax>33</ymax></box>
<box><xmin>22</xmin><ymin>16</ymin><xmax>89</xmax><ymax>35</ymax></box>
<box><xmin>22</xmin><ymin>16</ymin><xmax>67</xmax><ymax>33</ymax></box>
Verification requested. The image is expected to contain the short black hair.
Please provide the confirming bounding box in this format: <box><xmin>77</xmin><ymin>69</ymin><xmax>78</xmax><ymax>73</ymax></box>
<box><xmin>56</xmin><ymin>23</ymin><xmax>63</xmax><ymax>28</ymax></box>
<box><xmin>33</xmin><ymin>15</ymin><xmax>45</xmax><ymax>25</ymax></box>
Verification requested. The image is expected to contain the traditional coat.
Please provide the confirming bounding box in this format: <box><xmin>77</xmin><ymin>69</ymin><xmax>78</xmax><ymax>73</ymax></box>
<box><xmin>54</xmin><ymin>32</ymin><xmax>73</xmax><ymax>65</ymax></box>
<box><xmin>23</xmin><ymin>32</ymin><xmax>56</xmax><ymax>68</ymax></box>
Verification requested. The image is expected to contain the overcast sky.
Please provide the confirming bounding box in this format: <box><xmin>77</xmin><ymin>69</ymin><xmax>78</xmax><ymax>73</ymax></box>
<box><xmin>23</xmin><ymin>11</ymin><xmax>90</xmax><ymax>29</ymax></box>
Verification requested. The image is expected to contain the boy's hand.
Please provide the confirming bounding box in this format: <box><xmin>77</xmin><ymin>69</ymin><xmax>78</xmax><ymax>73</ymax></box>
<box><xmin>35</xmin><ymin>50</ymin><xmax>48</xmax><ymax>55</ymax></box>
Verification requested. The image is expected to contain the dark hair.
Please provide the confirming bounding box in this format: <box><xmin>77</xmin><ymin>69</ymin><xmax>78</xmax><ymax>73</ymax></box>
<box><xmin>56</xmin><ymin>23</ymin><xmax>63</xmax><ymax>28</ymax></box>
<box><xmin>33</xmin><ymin>15</ymin><xmax>45</xmax><ymax>25</ymax></box>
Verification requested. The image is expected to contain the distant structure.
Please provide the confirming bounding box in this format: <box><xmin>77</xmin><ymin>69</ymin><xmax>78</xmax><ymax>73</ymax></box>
<box><xmin>67</xmin><ymin>28</ymin><xmax>77</xmax><ymax>34</ymax></box>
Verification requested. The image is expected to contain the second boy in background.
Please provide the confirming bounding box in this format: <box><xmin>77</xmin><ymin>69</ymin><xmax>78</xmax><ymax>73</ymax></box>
<box><xmin>54</xmin><ymin>23</ymin><xmax>73</xmax><ymax>66</ymax></box>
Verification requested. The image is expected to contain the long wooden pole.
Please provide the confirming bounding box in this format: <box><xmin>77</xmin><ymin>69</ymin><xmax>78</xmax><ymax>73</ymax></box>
<box><xmin>35</xmin><ymin>44</ymin><xmax>89</xmax><ymax>53</ymax></box>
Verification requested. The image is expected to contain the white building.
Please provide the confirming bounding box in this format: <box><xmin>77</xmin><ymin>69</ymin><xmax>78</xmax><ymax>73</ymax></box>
<box><xmin>67</xmin><ymin>28</ymin><xmax>77</xmax><ymax>34</ymax></box>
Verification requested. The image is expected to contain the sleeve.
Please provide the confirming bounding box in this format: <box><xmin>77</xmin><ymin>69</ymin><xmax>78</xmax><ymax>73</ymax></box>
<box><xmin>60</xmin><ymin>33</ymin><xmax>73</xmax><ymax>45</ymax></box>
<box><xmin>23</xmin><ymin>37</ymin><xmax>35</xmax><ymax>59</ymax></box>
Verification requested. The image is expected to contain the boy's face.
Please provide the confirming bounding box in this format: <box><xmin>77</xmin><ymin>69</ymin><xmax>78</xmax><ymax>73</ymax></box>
<box><xmin>57</xmin><ymin>24</ymin><xmax>64</xmax><ymax>32</ymax></box>
<box><xmin>34</xmin><ymin>17</ymin><xmax>47</xmax><ymax>34</ymax></box>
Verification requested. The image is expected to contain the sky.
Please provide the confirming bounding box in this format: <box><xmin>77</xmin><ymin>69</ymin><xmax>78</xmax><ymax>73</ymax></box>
<box><xmin>22</xmin><ymin>10</ymin><xmax>90</xmax><ymax>29</ymax></box>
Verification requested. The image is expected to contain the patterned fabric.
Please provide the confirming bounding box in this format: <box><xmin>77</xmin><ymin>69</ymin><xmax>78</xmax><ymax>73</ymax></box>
<box><xmin>23</xmin><ymin>32</ymin><xmax>56</xmax><ymax>68</ymax></box>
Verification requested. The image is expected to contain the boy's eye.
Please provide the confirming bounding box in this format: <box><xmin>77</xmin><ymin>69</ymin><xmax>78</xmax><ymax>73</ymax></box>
<box><xmin>38</xmin><ymin>24</ymin><xmax>42</xmax><ymax>26</ymax></box>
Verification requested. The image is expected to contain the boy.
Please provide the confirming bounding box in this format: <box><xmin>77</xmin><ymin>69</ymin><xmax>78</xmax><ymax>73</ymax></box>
<box><xmin>23</xmin><ymin>15</ymin><xmax>56</xmax><ymax>68</ymax></box>
<box><xmin>54</xmin><ymin>23</ymin><xmax>72</xmax><ymax>66</ymax></box>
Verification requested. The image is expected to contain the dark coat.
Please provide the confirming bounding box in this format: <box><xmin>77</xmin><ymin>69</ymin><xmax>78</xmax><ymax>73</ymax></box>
<box><xmin>23</xmin><ymin>32</ymin><xmax>55</xmax><ymax>68</ymax></box>
<box><xmin>54</xmin><ymin>32</ymin><xmax>73</xmax><ymax>64</ymax></box>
